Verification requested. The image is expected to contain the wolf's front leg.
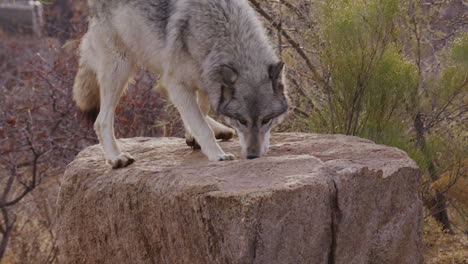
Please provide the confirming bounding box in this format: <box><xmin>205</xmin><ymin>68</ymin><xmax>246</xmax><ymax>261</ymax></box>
<box><xmin>185</xmin><ymin>91</ymin><xmax>234</xmax><ymax>149</ymax></box>
<box><xmin>94</xmin><ymin>53</ymin><xmax>136</xmax><ymax>168</ymax></box>
<box><xmin>95</xmin><ymin>110</ymin><xmax>135</xmax><ymax>168</ymax></box>
<box><xmin>185</xmin><ymin>117</ymin><xmax>235</xmax><ymax>149</ymax></box>
<box><xmin>168</xmin><ymin>83</ymin><xmax>234</xmax><ymax>161</ymax></box>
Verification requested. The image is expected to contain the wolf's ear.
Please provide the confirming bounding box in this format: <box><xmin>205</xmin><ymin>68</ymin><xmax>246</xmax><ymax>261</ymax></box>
<box><xmin>221</xmin><ymin>65</ymin><xmax>238</xmax><ymax>86</ymax></box>
<box><xmin>269</xmin><ymin>61</ymin><xmax>285</xmax><ymax>95</ymax></box>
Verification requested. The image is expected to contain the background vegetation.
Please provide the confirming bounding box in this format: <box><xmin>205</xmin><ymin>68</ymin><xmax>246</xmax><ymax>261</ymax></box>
<box><xmin>0</xmin><ymin>0</ymin><xmax>466</xmax><ymax>263</ymax></box>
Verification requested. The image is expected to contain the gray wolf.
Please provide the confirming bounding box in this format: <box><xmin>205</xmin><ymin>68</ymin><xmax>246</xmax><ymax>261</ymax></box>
<box><xmin>73</xmin><ymin>0</ymin><xmax>288</xmax><ymax>168</ymax></box>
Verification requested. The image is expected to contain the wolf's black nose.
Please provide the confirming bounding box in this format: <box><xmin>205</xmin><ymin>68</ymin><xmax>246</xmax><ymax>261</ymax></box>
<box><xmin>247</xmin><ymin>155</ymin><xmax>258</xmax><ymax>159</ymax></box>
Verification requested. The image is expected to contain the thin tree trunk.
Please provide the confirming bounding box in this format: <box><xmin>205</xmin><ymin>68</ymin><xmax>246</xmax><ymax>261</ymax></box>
<box><xmin>0</xmin><ymin>208</ymin><xmax>13</xmax><ymax>260</ymax></box>
<box><xmin>57</xmin><ymin>0</ymin><xmax>73</xmax><ymax>43</ymax></box>
<box><xmin>414</xmin><ymin>113</ymin><xmax>453</xmax><ymax>233</ymax></box>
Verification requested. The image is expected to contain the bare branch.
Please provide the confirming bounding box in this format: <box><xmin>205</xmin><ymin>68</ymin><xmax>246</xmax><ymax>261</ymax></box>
<box><xmin>248</xmin><ymin>0</ymin><xmax>325</xmax><ymax>84</ymax></box>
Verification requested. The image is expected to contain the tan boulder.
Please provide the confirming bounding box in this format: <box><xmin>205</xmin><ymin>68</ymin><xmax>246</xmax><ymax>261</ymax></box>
<box><xmin>56</xmin><ymin>133</ymin><xmax>423</xmax><ymax>264</ymax></box>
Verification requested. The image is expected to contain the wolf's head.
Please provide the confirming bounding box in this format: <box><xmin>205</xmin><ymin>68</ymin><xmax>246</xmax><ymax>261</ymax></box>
<box><xmin>217</xmin><ymin>62</ymin><xmax>288</xmax><ymax>159</ymax></box>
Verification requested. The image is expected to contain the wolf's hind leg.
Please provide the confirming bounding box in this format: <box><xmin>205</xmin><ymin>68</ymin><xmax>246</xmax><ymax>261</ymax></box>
<box><xmin>168</xmin><ymin>84</ymin><xmax>234</xmax><ymax>161</ymax></box>
<box><xmin>185</xmin><ymin>128</ymin><xmax>201</xmax><ymax>150</ymax></box>
<box><xmin>198</xmin><ymin>91</ymin><xmax>235</xmax><ymax>140</ymax></box>
<box><xmin>206</xmin><ymin>117</ymin><xmax>235</xmax><ymax>141</ymax></box>
<box><xmin>94</xmin><ymin>48</ymin><xmax>136</xmax><ymax>168</ymax></box>
<box><xmin>185</xmin><ymin>91</ymin><xmax>235</xmax><ymax>149</ymax></box>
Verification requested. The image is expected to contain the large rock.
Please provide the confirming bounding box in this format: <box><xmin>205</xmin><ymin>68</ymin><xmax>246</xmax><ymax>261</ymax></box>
<box><xmin>56</xmin><ymin>133</ymin><xmax>423</xmax><ymax>264</ymax></box>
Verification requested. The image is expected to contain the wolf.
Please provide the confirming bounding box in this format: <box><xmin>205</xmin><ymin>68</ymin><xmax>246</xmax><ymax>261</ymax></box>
<box><xmin>73</xmin><ymin>0</ymin><xmax>289</xmax><ymax>168</ymax></box>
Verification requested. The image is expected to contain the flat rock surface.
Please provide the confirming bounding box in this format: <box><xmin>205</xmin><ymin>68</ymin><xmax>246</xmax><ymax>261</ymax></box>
<box><xmin>56</xmin><ymin>133</ymin><xmax>423</xmax><ymax>264</ymax></box>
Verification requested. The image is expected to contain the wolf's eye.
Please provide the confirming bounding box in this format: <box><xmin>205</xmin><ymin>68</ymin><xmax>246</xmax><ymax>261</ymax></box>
<box><xmin>262</xmin><ymin>118</ymin><xmax>271</xmax><ymax>125</ymax></box>
<box><xmin>238</xmin><ymin>119</ymin><xmax>248</xmax><ymax>126</ymax></box>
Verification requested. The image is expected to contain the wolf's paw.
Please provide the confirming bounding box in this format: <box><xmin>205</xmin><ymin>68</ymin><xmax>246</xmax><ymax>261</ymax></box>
<box><xmin>219</xmin><ymin>153</ymin><xmax>235</xmax><ymax>161</ymax></box>
<box><xmin>108</xmin><ymin>152</ymin><xmax>135</xmax><ymax>169</ymax></box>
<box><xmin>215</xmin><ymin>128</ymin><xmax>235</xmax><ymax>141</ymax></box>
<box><xmin>186</xmin><ymin>137</ymin><xmax>201</xmax><ymax>150</ymax></box>
<box><xmin>208</xmin><ymin>152</ymin><xmax>235</xmax><ymax>161</ymax></box>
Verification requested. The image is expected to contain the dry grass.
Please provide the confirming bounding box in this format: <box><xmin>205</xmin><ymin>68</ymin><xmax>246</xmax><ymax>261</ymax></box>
<box><xmin>424</xmin><ymin>216</ymin><xmax>468</xmax><ymax>264</ymax></box>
